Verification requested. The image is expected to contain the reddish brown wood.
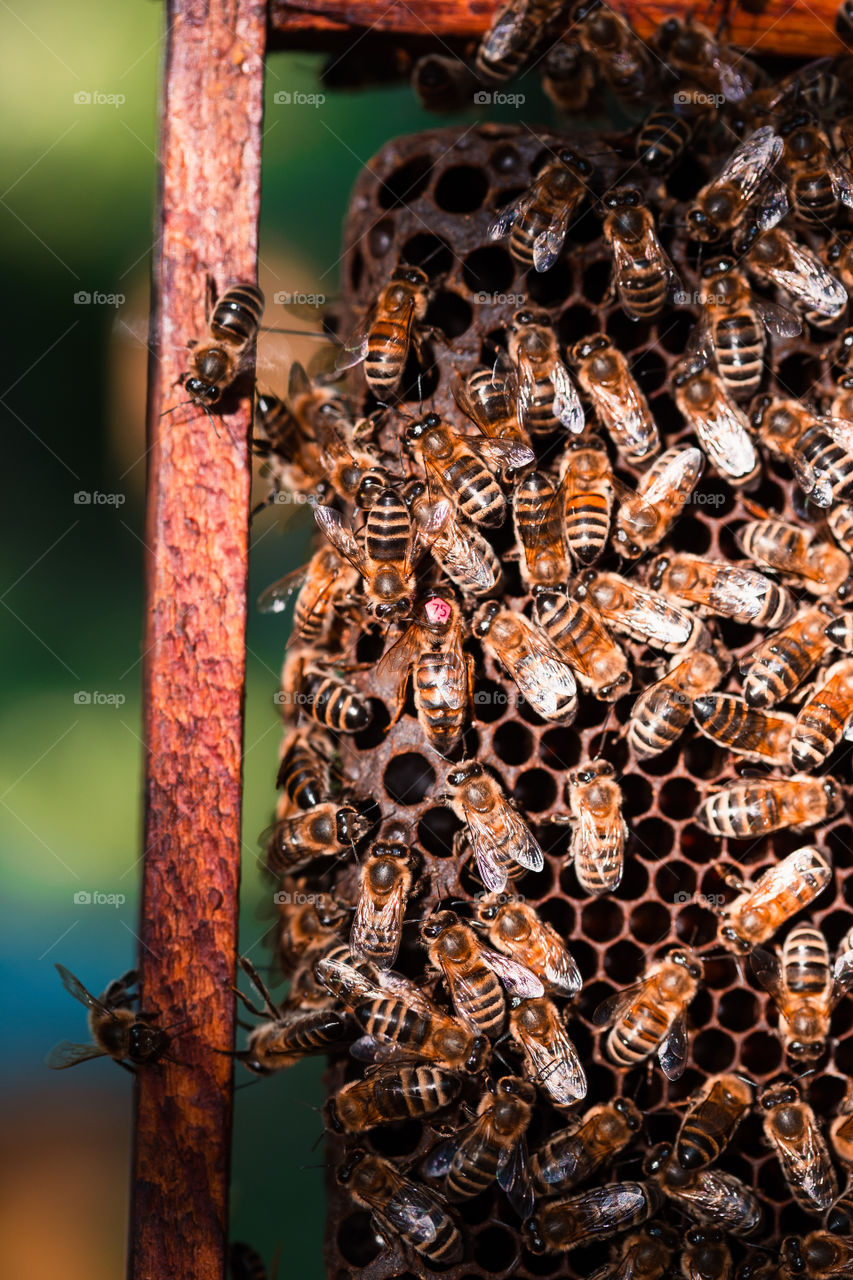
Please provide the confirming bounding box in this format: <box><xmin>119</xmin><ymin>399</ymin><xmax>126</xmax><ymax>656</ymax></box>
<box><xmin>269</xmin><ymin>0</ymin><xmax>846</xmax><ymax>56</ymax></box>
<box><xmin>130</xmin><ymin>2</ymin><xmax>266</xmax><ymax>1278</ymax></box>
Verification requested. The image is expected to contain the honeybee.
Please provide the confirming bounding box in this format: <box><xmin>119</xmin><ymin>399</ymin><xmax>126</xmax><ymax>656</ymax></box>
<box><xmin>738</xmin><ymin>518</ymin><xmax>851</xmax><ymax>598</ymax></box>
<box><xmin>474</xmin><ymin>895</ymin><xmax>582</xmax><ymax>997</ymax></box>
<box><xmin>280</xmin><ymin>655</ymin><xmax>373</xmax><ymax>734</ymax></box>
<box><xmin>792</xmin><ymin>658</ymin><xmax>853</xmax><ymax>769</ymax></box>
<box><xmin>475</xmin><ymin>0</ymin><xmax>567</xmax><ymax>83</ymax></box>
<box><xmin>686</xmin><ymin>126</ymin><xmax>786</xmax><ymax>243</ymax></box>
<box><xmin>675</xmin><ymin>1074</ymin><xmax>753</xmax><ymax>1171</ymax></box>
<box><xmin>336</xmin><ymin>266</ymin><xmax>431</xmax><ymax>397</ymax></box>
<box><xmin>822</xmin><ymin>232</ymin><xmax>853</xmax><ymax>295</ymax></box>
<box><xmin>513</xmin><ymin>470</ymin><xmax>572</xmax><ymax>587</ymax></box>
<box><xmin>276</xmin><ymin>888</ymin><xmax>346</xmax><ymax>993</ymax></box>
<box><xmin>425</xmin><ymin>1077</ymin><xmax>536</xmax><ymax>1217</ymax></box>
<box><xmin>266</xmin><ymin>800</ymin><xmax>370</xmax><ymax>875</ymax></box>
<box><xmin>234</xmin><ymin>957</ymin><xmax>348</xmax><ymax>1074</ymax></box>
<box><xmin>644</xmin><ymin>1144</ymin><xmax>764</xmax><ymax>1239</ymax></box>
<box><xmin>573</xmin><ymin>569</ymin><xmax>704</xmax><ymax>654</ymax></box>
<box><xmin>507</xmin><ymin>309</ymin><xmax>585</xmax><ymax>436</ymax></box>
<box><xmin>46</xmin><ymin>964</ymin><xmax>169</xmax><ymax>1072</ymax></box>
<box><xmin>635</xmin><ymin>98</ymin><xmax>706</xmax><ymax>174</ymax></box>
<box><xmin>780</xmin><ymin>109</ymin><xmax>853</xmax><ymax>227</ymax></box>
<box><xmin>716</xmin><ymin>845</ymin><xmax>832</xmax><ymax>954</ymax></box>
<box><xmin>443</xmin><ymin>761</ymin><xmax>544</xmax><ymax>893</ymax></box>
<box><xmin>830</xmin><ymin>1086</ymin><xmax>853</xmax><ymax>1166</ymax></box>
<box><xmin>564</xmin><ymin>760</ymin><xmax>628</xmax><ymax>897</ymax></box>
<box><xmin>530</xmin><ymin>1098</ymin><xmax>642</xmax><ymax>1193</ymax></box>
<box><xmin>828</xmin><ymin>502</ymin><xmax>853</xmax><ymax>557</ymax></box>
<box><xmin>739</xmin><ymin>604</ymin><xmax>836</xmax><ymax>707</ymax></box>
<box><xmin>455</xmin><ymin>364</ymin><xmax>531</xmax><ymax>451</ymax></box>
<box><xmin>571</xmin><ymin>0</ymin><xmax>656</xmax><ymax>101</ymax></box>
<box><xmin>353</xmin><ymin>988</ymin><xmax>491</xmax><ymax>1072</ymax></box>
<box><xmin>510</xmin><ymin>997</ymin><xmax>588</xmax><ymax>1107</ymax></box>
<box><xmin>378</xmin><ymin>596</ymin><xmax>473</xmax><ymax>756</ymax></box>
<box><xmin>655</xmin><ymin>15</ymin><xmax>759</xmax><ymax>101</ymax></box>
<box><xmin>612</xmin><ymin>446</ymin><xmax>705</xmax><ymax>558</ymax></box>
<box><xmin>337</xmin><ymin>1150</ymin><xmax>463</xmax><ymax>1266</ymax></box>
<box><xmin>276</xmin><ymin>727</ymin><xmax>331</xmax><ymax>811</ymax></box>
<box><xmin>680</xmin><ymin>1227</ymin><xmax>733</xmax><ymax>1280</ymax></box>
<box><xmin>351</xmin><ymin>842</ymin><xmax>414</xmax><ymax>970</ymax></box>
<box><xmin>826</xmin><ymin>611</ymin><xmax>853</xmax><ymax>650</ymax></box>
<box><xmin>697</xmin><ymin>775</ymin><xmax>842</xmax><ymax>839</ymax></box>
<box><xmin>602</xmin><ymin>187</ymin><xmax>680</xmax><ymax>321</ymax></box>
<box><xmin>753</xmin><ymin>396</ymin><xmax>853</xmax><ymax>509</ymax></box>
<box><xmin>525</xmin><ymin>1181</ymin><xmax>664</xmax><ymax>1255</ymax></box>
<box><xmin>253</xmin><ymin>386</ymin><xmax>322</xmax><ymax>500</ymax></box>
<box><xmin>258</xmin><ymin>546</ymin><xmax>359</xmax><ymax>646</ymax></box>
<box><xmin>744</xmin><ymin>227</ymin><xmax>848</xmax><ymax>326</ymax></box>
<box><xmin>826</xmin><ymin>1176</ymin><xmax>853</xmax><ymax>1235</ymax></box>
<box><xmin>325</xmin><ymin>1063</ymin><xmax>461</xmax><ymax>1132</ymax></box>
<box><xmin>411</xmin><ymin>53</ymin><xmax>476</xmax><ymax>112</ymax></box>
<box><xmin>649</xmin><ymin>553</ymin><xmax>794</xmax><ymax>629</ymax></box>
<box><xmin>405</xmin><ymin>412</ymin><xmax>534</xmax><ymax>527</ymax></box>
<box><xmin>781</xmin><ymin>1232</ymin><xmax>853</xmax><ymax>1279</ymax></box>
<box><xmin>752</xmin><ymin>920</ymin><xmax>853</xmax><ymax>1060</ymax></box>
<box><xmin>671</xmin><ymin>355</ymin><xmax>760</xmax><ymax>486</ymax></box>
<box><xmin>182</xmin><ymin>282</ymin><xmax>264</xmax><ymax>409</ymax></box>
<box><xmin>690</xmin><ymin>257</ymin><xmax>801</xmax><ymax>402</ymax></box>
<box><xmin>314</xmin><ymin>486</ymin><xmax>429</xmax><ymax>622</ymax></box>
<box><xmin>421</xmin><ymin>910</ymin><xmax>544</xmax><ymax>1037</ymax></box>
<box><xmin>404</xmin><ymin>479</ymin><xmax>502</xmax><ymax>597</ymax></box>
<box><xmin>570</xmin><ymin>335</ymin><xmax>660</xmax><ymax>463</ymax></box>
<box><xmin>627</xmin><ymin>647</ymin><xmax>725</xmax><ymax>759</ymax></box>
<box><xmin>489</xmin><ymin>149</ymin><xmax>593</xmax><ymax>272</ymax></box>
<box><xmin>760</xmin><ymin>1082</ymin><xmax>838</xmax><ymax>1212</ymax></box>
<box><xmin>542</xmin><ymin>40</ymin><xmax>598</xmax><ymax>112</ymax></box>
<box><xmin>594</xmin><ymin>948</ymin><xmax>704</xmax><ymax>1080</ymax></box>
<box><xmin>472</xmin><ymin>602</ymin><xmax>578</xmax><ymax>724</ymax></box>
<box><xmin>533</xmin><ymin>586</ymin><xmax>632</xmax><ymax>698</ymax></box>
<box><xmin>691</xmin><ymin>694</ymin><xmax>796</xmax><ymax>765</ymax></box>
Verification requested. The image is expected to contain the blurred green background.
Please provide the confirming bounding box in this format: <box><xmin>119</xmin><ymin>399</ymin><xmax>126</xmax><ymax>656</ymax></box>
<box><xmin>0</xmin><ymin>4</ymin><xmax>509</xmax><ymax>1275</ymax></box>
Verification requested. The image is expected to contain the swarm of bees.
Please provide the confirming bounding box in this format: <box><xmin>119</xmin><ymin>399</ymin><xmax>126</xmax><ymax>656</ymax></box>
<box><xmin>50</xmin><ymin>4</ymin><xmax>853</xmax><ymax>1276</ymax></box>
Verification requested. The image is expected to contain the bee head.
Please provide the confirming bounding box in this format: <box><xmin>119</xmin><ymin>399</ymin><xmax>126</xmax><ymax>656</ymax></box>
<box><xmin>466</xmin><ymin>1034</ymin><xmax>490</xmax><ymax>1072</ymax></box>
<box><xmin>472</xmin><ymin>600</ymin><xmax>501</xmax><ymax>637</ymax></box>
<box><xmin>558</xmin><ymin>147</ymin><xmax>593</xmax><ymax>178</ymax></box>
<box><xmin>447</xmin><ymin>761</ymin><xmax>481</xmax><ymax>787</ymax></box>
<box><xmin>570</xmin><ymin>334</ymin><xmax>607</xmax><ymax>362</ymax></box>
<box><xmin>184</xmin><ymin>376</ymin><xmax>221</xmax><ymax>406</ymax></box>
<box><xmin>613</xmin><ymin>1096</ymin><xmax>642</xmax><ymax>1129</ymax></box>
<box><xmin>336</xmin><ymin>1148</ymin><xmax>368</xmax><ymax>1185</ymax></box>
<box><xmin>686</xmin><ymin>206</ymin><xmax>719</xmax><ymax>241</ymax></box>
<box><xmin>420</xmin><ymin>909</ymin><xmax>457</xmax><ymax>942</ymax></box>
<box><xmin>128</xmin><ymin>1022</ymin><xmax>169</xmax><ymax>1065</ymax></box>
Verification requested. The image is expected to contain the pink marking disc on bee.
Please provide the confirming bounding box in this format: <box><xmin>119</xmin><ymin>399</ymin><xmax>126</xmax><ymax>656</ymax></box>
<box><xmin>424</xmin><ymin>597</ymin><xmax>452</xmax><ymax>625</ymax></box>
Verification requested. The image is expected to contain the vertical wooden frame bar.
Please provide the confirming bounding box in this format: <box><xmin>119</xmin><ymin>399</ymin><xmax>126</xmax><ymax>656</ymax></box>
<box><xmin>130</xmin><ymin>3</ymin><xmax>266</xmax><ymax>1277</ymax></box>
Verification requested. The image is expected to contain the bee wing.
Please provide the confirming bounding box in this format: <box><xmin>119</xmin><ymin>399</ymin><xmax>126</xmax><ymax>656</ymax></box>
<box><xmin>351</xmin><ymin>879</ymin><xmax>406</xmax><ymax>970</ymax></box>
<box><xmin>658</xmin><ymin>1011</ymin><xmax>689</xmax><ymax>1080</ymax></box>
<box><xmin>481</xmin><ymin>947</ymin><xmax>545</xmax><ymax>999</ymax></box>
<box><xmin>511</xmin><ymin>632</ymin><xmax>578</xmax><ymax>720</ymax></box>
<box><xmin>753</xmin><ymin>297</ymin><xmax>803</xmax><ymax>339</ymax></box>
<box><xmin>830</xmin><ymin>160</ymin><xmax>853</xmax><ymax>209</ymax></box>
<box><xmin>422</xmin><ymin>1136</ymin><xmax>458</xmax><ymax>1179</ymax></box>
<box><xmin>334</xmin><ymin>328</ymin><xmax>370</xmax><ymax>372</ymax></box>
<box><xmin>572</xmin><ymin>803</ymin><xmax>625</xmax><ymax>890</ymax></box>
<box><xmin>349</xmin><ymin>1034</ymin><xmax>402</xmax><ymax>1063</ymax></box>
<box><xmin>477</xmin><ymin>438</ymin><xmax>537</xmax><ymax>472</ymax></box>
<box><xmin>45</xmin><ymin>1040</ymin><xmax>109</xmax><ymax>1070</ymax></box>
<box><xmin>503</xmin><ymin>803</ymin><xmax>545</xmax><ymax>873</ymax></box>
<box><xmin>481</xmin><ymin>3</ymin><xmax>530</xmax><ymax>60</ymax></box>
<box><xmin>513</xmin><ymin>352</ymin><xmax>543</xmax><ymax>433</ymax></box>
<box><xmin>834</xmin><ymin>935</ymin><xmax>853</xmax><ymax>993</ymax></box>
<box><xmin>585</xmin><ymin>373</ymin><xmax>655</xmax><ymax>459</ymax></box>
<box><xmin>313</xmin><ymin>952</ymin><xmax>384</xmax><ymax>1007</ymax></box>
<box><xmin>533</xmin><ymin>209</ymin><xmax>571</xmax><ymax>273</ymax></box>
<box><xmin>497</xmin><ymin>1137</ymin><xmax>535</xmax><ymax>1220</ymax></box>
<box><xmin>821</xmin><ymin>417</ymin><xmax>853</xmax><ymax>451</ymax></box>
<box><xmin>489</xmin><ymin>190</ymin><xmax>528</xmax><ymax>241</ymax></box>
<box><xmin>313</xmin><ymin>505</ymin><xmax>366</xmax><ymax>574</ymax></box>
<box><xmin>437</xmin><ymin>520</ymin><xmax>499</xmax><ymax>593</ymax></box>
<box><xmin>763</xmin><ymin>241</ymin><xmax>847</xmax><ymax>317</ymax></box>
<box><xmin>750</xmin><ymin>945</ymin><xmax>785</xmax><ymax>999</ymax></box>
<box><xmin>540</xmin><ymin>924</ymin><xmax>583</xmax><ymax>996</ymax></box>
<box><xmin>719</xmin><ymin>126</ymin><xmax>782</xmax><ymax>198</ymax></box>
<box><xmin>750</xmin><ymin>180</ymin><xmax>790</xmax><ymax>233</ymax></box>
<box><xmin>374</xmin><ymin>1195</ymin><xmax>438</xmax><ymax>1249</ymax></box>
<box><xmin>376</xmin><ymin>624</ymin><xmax>420</xmax><ymax>712</ymax></box>
<box><xmin>740</xmin><ymin>848</ymin><xmax>830</xmax><ymax>921</ymax></box>
<box><xmin>54</xmin><ymin>963</ymin><xmax>110</xmax><ymax>1016</ymax></box>
<box><xmin>520</xmin><ymin>1019</ymin><xmax>588</xmax><ymax>1104</ymax></box>
<box><xmin>465</xmin><ymin>809</ymin><xmax>510</xmax><ymax>893</ymax></box>
<box><xmin>549</xmin><ymin>361</ymin><xmax>585</xmax><ymax>435</ymax></box>
<box><xmin>257</xmin><ymin>565</ymin><xmax>310</xmax><ymax>614</ymax></box>
<box><xmin>716</xmin><ymin>57</ymin><xmax>752</xmax><ymax>103</ymax></box>
<box><xmin>592</xmin><ymin>979</ymin><xmax>647</xmax><ymax>1028</ymax></box>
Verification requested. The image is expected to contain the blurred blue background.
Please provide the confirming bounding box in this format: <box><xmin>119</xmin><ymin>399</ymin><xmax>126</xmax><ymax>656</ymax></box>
<box><xmin>0</xmin><ymin>4</ymin><xmax>499</xmax><ymax>1275</ymax></box>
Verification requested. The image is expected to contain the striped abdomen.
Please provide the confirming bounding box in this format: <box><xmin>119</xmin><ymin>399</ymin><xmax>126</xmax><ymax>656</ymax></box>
<box><xmin>793</xmin><ymin>173</ymin><xmax>839</xmax><ymax>225</ymax></box>
<box><xmin>300</xmin><ymin>672</ymin><xmax>372</xmax><ymax>733</ymax></box>
<box><xmin>712</xmin><ymin>313</ymin><xmax>764</xmax><ymax>399</ymax></box>
<box><xmin>692</xmin><ymin>694</ymin><xmax>793</xmax><ymax>764</ymax></box>
<box><xmin>210</xmin><ymin>284</ymin><xmax>264</xmax><ymax>346</ymax></box>
<box><xmin>454</xmin><ymin>963</ymin><xmax>506</xmax><ymax>1037</ymax></box>
<box><xmin>447</xmin><ymin>1132</ymin><xmax>501</xmax><ymax>1200</ymax></box>
<box><xmin>619</xmin><ymin>254</ymin><xmax>669</xmax><ymax>318</ymax></box>
<box><xmin>514</xmin><ymin>471</ymin><xmax>566</xmax><ymax>583</ymax></box>
<box><xmin>434</xmin><ymin>521</ymin><xmax>502</xmax><ymax>595</ymax></box>
<box><xmin>783</xmin><ymin>924</ymin><xmax>831</xmax><ymax>999</ymax></box>
<box><xmin>607</xmin><ymin>993</ymin><xmax>673</xmax><ymax>1067</ymax></box>
<box><xmin>445</xmin><ymin>450</ymin><xmax>506</xmax><ymax>526</ymax></box>
<box><xmin>387</xmin><ymin>1186</ymin><xmax>462</xmax><ymax>1264</ymax></box>
<box><xmin>697</xmin><ymin>782</ymin><xmax>787</xmax><ymax>837</ymax></box>
<box><xmin>415</xmin><ymin>651</ymin><xmax>467</xmax><ymax>754</ymax></box>
<box><xmin>628</xmin><ymin>683</ymin><xmax>691</xmax><ymax>757</ymax></box>
<box><xmin>636</xmin><ymin>108</ymin><xmax>693</xmax><ymax>171</ymax></box>
<box><xmin>365</xmin><ymin>489</ymin><xmax>411</xmax><ymax>563</ymax></box>
<box><xmin>564</xmin><ymin>480</ymin><xmax>612</xmax><ymax>565</ymax></box>
<box><xmin>475</xmin><ymin>10</ymin><xmax>534</xmax><ymax>84</ymax></box>
<box><xmin>742</xmin><ymin>615</ymin><xmax>831</xmax><ymax>707</ymax></box>
<box><xmin>796</xmin><ymin>423</ymin><xmax>853</xmax><ymax>505</ymax></box>
<box><xmin>535</xmin><ymin>592</ymin><xmax>629</xmax><ymax>698</ymax></box>
<box><xmin>676</xmin><ymin>1081</ymin><xmax>747</xmax><ymax>1171</ymax></box>
<box><xmin>332</xmin><ymin>1065</ymin><xmax>458</xmax><ymax>1131</ymax></box>
<box><xmin>365</xmin><ymin>315</ymin><xmax>411</xmax><ymax>393</ymax></box>
<box><xmin>277</xmin><ymin>734</ymin><xmax>327</xmax><ymax>809</ymax></box>
<box><xmin>255</xmin><ymin>1007</ymin><xmax>346</xmax><ymax>1060</ymax></box>
<box><xmin>792</xmin><ymin>664</ymin><xmax>853</xmax><ymax>769</ymax></box>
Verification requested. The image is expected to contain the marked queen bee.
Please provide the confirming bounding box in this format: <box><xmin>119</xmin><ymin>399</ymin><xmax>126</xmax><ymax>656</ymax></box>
<box><xmin>47</xmin><ymin>964</ymin><xmax>170</xmax><ymax>1072</ymax></box>
<box><xmin>594</xmin><ymin>948</ymin><xmax>704</xmax><ymax>1080</ymax></box>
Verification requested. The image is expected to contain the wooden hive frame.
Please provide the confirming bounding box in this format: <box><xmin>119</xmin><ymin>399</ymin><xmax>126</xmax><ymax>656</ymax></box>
<box><xmin>134</xmin><ymin>3</ymin><xmax>848</xmax><ymax>1278</ymax></box>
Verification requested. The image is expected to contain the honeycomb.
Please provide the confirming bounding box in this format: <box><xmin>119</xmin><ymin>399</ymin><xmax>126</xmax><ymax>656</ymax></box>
<box><xmin>265</xmin><ymin>123</ymin><xmax>853</xmax><ymax>1277</ymax></box>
